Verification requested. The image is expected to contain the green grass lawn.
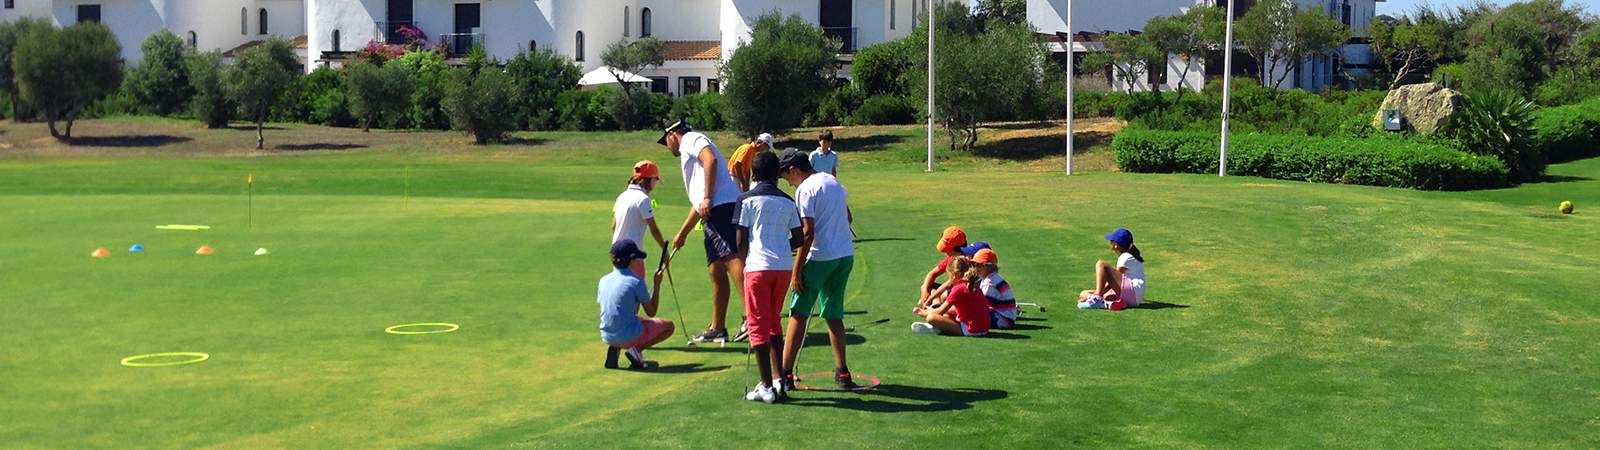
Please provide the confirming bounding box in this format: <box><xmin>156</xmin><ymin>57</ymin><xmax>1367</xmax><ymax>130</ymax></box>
<box><xmin>2</xmin><ymin>119</ymin><xmax>1596</xmax><ymax>448</ymax></box>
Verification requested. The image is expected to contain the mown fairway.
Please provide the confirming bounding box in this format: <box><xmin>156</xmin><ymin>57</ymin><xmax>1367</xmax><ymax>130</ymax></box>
<box><xmin>2</xmin><ymin>119</ymin><xmax>1596</xmax><ymax>448</ymax></box>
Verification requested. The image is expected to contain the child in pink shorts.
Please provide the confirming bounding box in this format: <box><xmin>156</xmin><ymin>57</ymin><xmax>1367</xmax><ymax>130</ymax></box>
<box><xmin>734</xmin><ymin>151</ymin><xmax>803</xmax><ymax>403</ymax></box>
<box><xmin>1079</xmin><ymin>228</ymin><xmax>1147</xmax><ymax>311</ymax></box>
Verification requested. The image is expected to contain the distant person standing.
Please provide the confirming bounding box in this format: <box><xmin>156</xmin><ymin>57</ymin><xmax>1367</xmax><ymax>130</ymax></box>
<box><xmin>657</xmin><ymin>119</ymin><xmax>747</xmax><ymax>344</ymax></box>
<box><xmin>729</xmin><ymin>133</ymin><xmax>774</xmax><ymax>192</ymax></box>
<box><xmin>775</xmin><ymin>148</ymin><xmax>859</xmax><ymax>391</ymax></box>
<box><xmin>809</xmin><ymin>131</ymin><xmax>839</xmax><ymax>178</ymax></box>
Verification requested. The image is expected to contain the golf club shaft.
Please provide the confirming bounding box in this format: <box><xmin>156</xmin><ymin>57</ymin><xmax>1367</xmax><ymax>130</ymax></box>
<box><xmin>661</xmin><ymin>246</ymin><xmax>693</xmax><ymax>344</ymax></box>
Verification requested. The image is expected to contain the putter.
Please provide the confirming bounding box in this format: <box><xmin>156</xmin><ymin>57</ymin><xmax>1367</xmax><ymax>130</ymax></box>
<box><xmin>1017</xmin><ymin>302</ymin><xmax>1047</xmax><ymax>312</ymax></box>
<box><xmin>658</xmin><ymin>245</ymin><xmax>696</xmax><ymax>347</ymax></box>
<box><xmin>843</xmin><ymin>317</ymin><xmax>891</xmax><ymax>332</ymax></box>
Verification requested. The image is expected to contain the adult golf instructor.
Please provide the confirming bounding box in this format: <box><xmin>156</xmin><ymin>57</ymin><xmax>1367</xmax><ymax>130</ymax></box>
<box><xmin>659</xmin><ymin>119</ymin><xmax>747</xmax><ymax>344</ymax></box>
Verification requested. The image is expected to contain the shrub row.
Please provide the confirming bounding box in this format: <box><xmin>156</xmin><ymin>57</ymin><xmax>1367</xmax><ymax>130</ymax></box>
<box><xmin>1531</xmin><ymin>98</ymin><xmax>1600</xmax><ymax>164</ymax></box>
<box><xmin>1113</xmin><ymin>129</ymin><xmax>1510</xmax><ymax>190</ymax></box>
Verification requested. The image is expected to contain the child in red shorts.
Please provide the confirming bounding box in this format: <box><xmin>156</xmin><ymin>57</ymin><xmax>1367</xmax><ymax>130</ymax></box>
<box><xmin>734</xmin><ymin>151</ymin><xmax>803</xmax><ymax>403</ymax></box>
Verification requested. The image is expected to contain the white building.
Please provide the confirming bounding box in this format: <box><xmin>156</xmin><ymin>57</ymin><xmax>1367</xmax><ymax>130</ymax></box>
<box><xmin>1</xmin><ymin>0</ymin><xmax>309</xmax><ymax>66</ymax></box>
<box><xmin>1028</xmin><ymin>0</ymin><xmax>1380</xmax><ymax>93</ymax></box>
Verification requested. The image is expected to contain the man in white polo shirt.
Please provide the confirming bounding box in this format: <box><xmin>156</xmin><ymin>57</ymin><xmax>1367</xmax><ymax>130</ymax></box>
<box><xmin>658</xmin><ymin>119</ymin><xmax>747</xmax><ymax>344</ymax></box>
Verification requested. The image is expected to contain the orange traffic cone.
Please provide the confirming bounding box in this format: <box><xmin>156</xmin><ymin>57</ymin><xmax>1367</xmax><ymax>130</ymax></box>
<box><xmin>195</xmin><ymin>246</ymin><xmax>214</xmax><ymax>255</ymax></box>
<box><xmin>91</xmin><ymin>248</ymin><xmax>109</xmax><ymax>258</ymax></box>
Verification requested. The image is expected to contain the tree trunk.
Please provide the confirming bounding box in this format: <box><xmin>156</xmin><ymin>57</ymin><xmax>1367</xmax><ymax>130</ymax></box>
<box><xmin>9</xmin><ymin>92</ymin><xmax>21</xmax><ymax>123</ymax></box>
<box><xmin>46</xmin><ymin>119</ymin><xmax>60</xmax><ymax>139</ymax></box>
<box><xmin>475</xmin><ymin>132</ymin><xmax>488</xmax><ymax>145</ymax></box>
<box><xmin>63</xmin><ymin>118</ymin><xmax>73</xmax><ymax>139</ymax></box>
<box><xmin>363</xmin><ymin>117</ymin><xmax>372</xmax><ymax>132</ymax></box>
<box><xmin>255</xmin><ymin>117</ymin><xmax>265</xmax><ymax>150</ymax></box>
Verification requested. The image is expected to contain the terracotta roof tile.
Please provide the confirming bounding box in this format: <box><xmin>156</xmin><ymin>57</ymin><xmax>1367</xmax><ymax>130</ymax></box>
<box><xmin>662</xmin><ymin>40</ymin><xmax>720</xmax><ymax>61</ymax></box>
<box><xmin>222</xmin><ymin>35</ymin><xmax>309</xmax><ymax>57</ymax></box>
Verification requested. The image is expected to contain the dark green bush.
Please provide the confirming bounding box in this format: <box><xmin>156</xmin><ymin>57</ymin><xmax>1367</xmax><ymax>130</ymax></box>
<box><xmin>852</xmin><ymin>95</ymin><xmax>919</xmax><ymax>125</ymax></box>
<box><xmin>807</xmin><ymin>84</ymin><xmax>863</xmax><ymax>127</ymax></box>
<box><xmin>441</xmin><ymin>67</ymin><xmax>518</xmax><ymax>144</ymax></box>
<box><xmin>186</xmin><ymin>50</ymin><xmax>233</xmax><ymax>128</ymax></box>
<box><xmin>1113</xmin><ymin>129</ymin><xmax>1509</xmax><ymax>190</ymax></box>
<box><xmin>1531</xmin><ymin>97</ymin><xmax>1600</xmax><ymax>163</ymax></box>
<box><xmin>555</xmin><ymin>89</ymin><xmax>614</xmax><ymax>131</ymax></box>
<box><xmin>671</xmin><ymin>93</ymin><xmax>727</xmax><ymax>131</ymax></box>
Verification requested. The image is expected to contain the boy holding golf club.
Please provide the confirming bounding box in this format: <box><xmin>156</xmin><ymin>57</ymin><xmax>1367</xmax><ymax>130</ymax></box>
<box><xmin>599</xmin><ymin>240</ymin><xmax>675</xmax><ymax>370</ymax></box>
<box><xmin>735</xmin><ymin>151</ymin><xmax>804</xmax><ymax>403</ymax></box>
<box><xmin>776</xmin><ymin>148</ymin><xmax>859</xmax><ymax>390</ymax></box>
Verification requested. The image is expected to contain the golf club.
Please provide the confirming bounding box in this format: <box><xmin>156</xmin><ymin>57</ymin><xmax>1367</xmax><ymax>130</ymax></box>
<box><xmin>1017</xmin><ymin>302</ymin><xmax>1047</xmax><ymax>312</ymax></box>
<box><xmin>658</xmin><ymin>244</ymin><xmax>695</xmax><ymax>346</ymax></box>
<box><xmin>843</xmin><ymin>317</ymin><xmax>891</xmax><ymax>332</ymax></box>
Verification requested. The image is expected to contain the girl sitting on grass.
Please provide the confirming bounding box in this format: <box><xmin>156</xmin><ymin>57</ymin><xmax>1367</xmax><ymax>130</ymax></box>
<box><xmin>912</xmin><ymin>256</ymin><xmax>991</xmax><ymax>336</ymax></box>
<box><xmin>1078</xmin><ymin>228</ymin><xmax>1146</xmax><ymax>311</ymax></box>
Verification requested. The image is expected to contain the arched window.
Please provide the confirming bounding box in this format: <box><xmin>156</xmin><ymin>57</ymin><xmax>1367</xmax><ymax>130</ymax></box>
<box><xmin>641</xmin><ymin>8</ymin><xmax>652</xmax><ymax>37</ymax></box>
<box><xmin>1340</xmin><ymin>0</ymin><xmax>1352</xmax><ymax>26</ymax></box>
<box><xmin>187</xmin><ymin>31</ymin><xmax>197</xmax><ymax>48</ymax></box>
<box><xmin>240</xmin><ymin>8</ymin><xmax>248</xmax><ymax>35</ymax></box>
<box><xmin>332</xmin><ymin>29</ymin><xmax>341</xmax><ymax>52</ymax></box>
<box><xmin>529</xmin><ymin>40</ymin><xmax>537</xmax><ymax>52</ymax></box>
<box><xmin>259</xmin><ymin>9</ymin><xmax>268</xmax><ymax>35</ymax></box>
<box><xmin>624</xmin><ymin>6</ymin><xmax>631</xmax><ymax>37</ymax></box>
<box><xmin>575</xmin><ymin>31</ymin><xmax>585</xmax><ymax>61</ymax></box>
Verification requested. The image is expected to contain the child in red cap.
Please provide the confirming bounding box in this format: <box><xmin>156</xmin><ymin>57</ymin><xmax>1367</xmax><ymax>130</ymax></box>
<box><xmin>916</xmin><ymin>226</ymin><xmax>968</xmax><ymax>313</ymax></box>
<box><xmin>612</xmin><ymin>161</ymin><xmax>668</xmax><ymax>278</ymax></box>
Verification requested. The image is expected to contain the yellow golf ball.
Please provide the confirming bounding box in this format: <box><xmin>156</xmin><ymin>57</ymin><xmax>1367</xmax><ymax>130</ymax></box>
<box><xmin>1559</xmin><ymin>201</ymin><xmax>1573</xmax><ymax>214</ymax></box>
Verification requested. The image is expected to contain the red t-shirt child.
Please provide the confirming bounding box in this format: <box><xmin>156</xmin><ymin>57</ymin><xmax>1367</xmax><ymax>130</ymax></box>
<box><xmin>947</xmin><ymin>281</ymin><xmax>991</xmax><ymax>335</ymax></box>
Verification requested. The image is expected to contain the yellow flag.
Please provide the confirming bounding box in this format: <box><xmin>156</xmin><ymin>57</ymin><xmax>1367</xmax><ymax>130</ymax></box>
<box><xmin>248</xmin><ymin>174</ymin><xmax>253</xmax><ymax>185</ymax></box>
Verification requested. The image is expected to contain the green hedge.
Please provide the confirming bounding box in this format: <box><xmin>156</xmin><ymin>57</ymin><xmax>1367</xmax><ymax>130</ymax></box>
<box><xmin>1113</xmin><ymin>129</ymin><xmax>1510</xmax><ymax>190</ymax></box>
<box><xmin>1531</xmin><ymin>98</ymin><xmax>1600</xmax><ymax>164</ymax></box>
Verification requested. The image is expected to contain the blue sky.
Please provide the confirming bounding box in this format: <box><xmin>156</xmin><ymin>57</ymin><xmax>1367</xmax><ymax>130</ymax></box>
<box><xmin>1375</xmin><ymin>0</ymin><xmax>1596</xmax><ymax>17</ymax></box>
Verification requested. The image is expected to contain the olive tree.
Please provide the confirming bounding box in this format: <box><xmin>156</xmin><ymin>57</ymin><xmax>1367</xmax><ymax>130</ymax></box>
<box><xmin>346</xmin><ymin>60</ymin><xmax>414</xmax><ymax>131</ymax></box>
<box><xmin>721</xmin><ymin>12</ymin><xmax>837</xmax><ymax>137</ymax></box>
<box><xmin>13</xmin><ymin>22</ymin><xmax>123</xmax><ymax>139</ymax></box>
<box><xmin>124</xmin><ymin>30</ymin><xmax>193</xmax><ymax>116</ymax></box>
<box><xmin>599</xmin><ymin>37</ymin><xmax>664</xmax><ymax>130</ymax></box>
<box><xmin>1236</xmin><ymin>0</ymin><xmax>1349</xmax><ymax>90</ymax></box>
<box><xmin>225</xmin><ymin>38</ymin><xmax>298</xmax><ymax>149</ymax></box>
<box><xmin>0</xmin><ymin>18</ymin><xmax>53</xmax><ymax>121</ymax></box>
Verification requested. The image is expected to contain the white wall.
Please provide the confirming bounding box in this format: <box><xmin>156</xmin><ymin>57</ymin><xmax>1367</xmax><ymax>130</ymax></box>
<box><xmin>1028</xmin><ymin>0</ymin><xmax>1201</xmax><ymax>35</ymax></box>
<box><xmin>636</xmin><ymin>0</ymin><xmax>719</xmax><ymax>41</ymax></box>
<box><xmin>721</xmin><ymin>0</ymin><xmax>815</xmax><ymax>60</ymax></box>
<box><xmin>50</xmin><ymin>0</ymin><xmax>166</xmax><ymax>61</ymax></box>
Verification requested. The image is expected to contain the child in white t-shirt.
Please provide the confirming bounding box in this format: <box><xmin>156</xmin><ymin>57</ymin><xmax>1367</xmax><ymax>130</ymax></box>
<box><xmin>972</xmin><ymin>249</ymin><xmax>1018</xmax><ymax>329</ymax></box>
<box><xmin>612</xmin><ymin>161</ymin><xmax>668</xmax><ymax>278</ymax></box>
<box><xmin>734</xmin><ymin>151</ymin><xmax>803</xmax><ymax>403</ymax></box>
<box><xmin>1079</xmin><ymin>227</ymin><xmax>1146</xmax><ymax>311</ymax></box>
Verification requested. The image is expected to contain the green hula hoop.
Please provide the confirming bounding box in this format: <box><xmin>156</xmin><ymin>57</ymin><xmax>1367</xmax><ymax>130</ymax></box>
<box><xmin>121</xmin><ymin>352</ymin><xmax>210</xmax><ymax>367</ymax></box>
<box><xmin>385</xmin><ymin>323</ymin><xmax>460</xmax><ymax>335</ymax></box>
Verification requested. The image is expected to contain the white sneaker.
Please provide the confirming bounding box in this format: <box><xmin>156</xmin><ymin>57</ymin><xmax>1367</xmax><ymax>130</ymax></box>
<box><xmin>772</xmin><ymin>378</ymin><xmax>789</xmax><ymax>399</ymax></box>
<box><xmin>745</xmin><ymin>384</ymin><xmax>777</xmax><ymax>404</ymax></box>
<box><xmin>911</xmin><ymin>322</ymin><xmax>937</xmax><ymax>335</ymax></box>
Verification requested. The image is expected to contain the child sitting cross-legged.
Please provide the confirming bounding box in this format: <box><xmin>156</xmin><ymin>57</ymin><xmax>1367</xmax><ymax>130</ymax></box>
<box><xmin>972</xmin><ymin>249</ymin><xmax>1018</xmax><ymax>329</ymax></box>
<box><xmin>912</xmin><ymin>256</ymin><xmax>991</xmax><ymax>337</ymax></box>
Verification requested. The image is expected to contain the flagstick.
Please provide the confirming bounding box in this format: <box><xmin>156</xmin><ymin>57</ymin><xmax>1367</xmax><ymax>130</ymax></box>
<box><xmin>247</xmin><ymin>174</ymin><xmax>254</xmax><ymax>230</ymax></box>
<box><xmin>403</xmin><ymin>164</ymin><xmax>411</xmax><ymax>208</ymax></box>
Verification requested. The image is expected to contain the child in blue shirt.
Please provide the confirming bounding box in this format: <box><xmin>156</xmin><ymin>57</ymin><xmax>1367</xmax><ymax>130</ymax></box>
<box><xmin>598</xmin><ymin>240</ymin><xmax>675</xmax><ymax>370</ymax></box>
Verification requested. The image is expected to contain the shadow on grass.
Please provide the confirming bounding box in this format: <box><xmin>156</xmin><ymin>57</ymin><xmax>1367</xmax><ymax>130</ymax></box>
<box><xmin>786</xmin><ymin>384</ymin><xmax>1009</xmax><ymax>413</ymax></box>
<box><xmin>647</xmin><ymin>363</ymin><xmax>729</xmax><ymax>374</ymax></box>
<box><xmin>774</xmin><ymin>134</ymin><xmax>909</xmax><ymax>153</ymax></box>
<box><xmin>971</xmin><ymin>131</ymin><xmax>1114</xmax><ymax>161</ymax></box>
<box><xmin>852</xmin><ymin>237</ymin><xmax>915</xmax><ymax>244</ymax></box>
<box><xmin>67</xmin><ymin>135</ymin><xmax>192</xmax><ymax>147</ymax></box>
<box><xmin>274</xmin><ymin>143</ymin><xmax>368</xmax><ymax>151</ymax></box>
<box><xmin>982</xmin><ymin>331</ymin><xmax>1030</xmax><ymax>340</ymax></box>
<box><xmin>498</xmin><ymin>137</ymin><xmax>548</xmax><ymax>146</ymax></box>
<box><xmin>227</xmin><ymin>124</ymin><xmax>285</xmax><ymax>131</ymax></box>
<box><xmin>1006</xmin><ymin>322</ymin><xmax>1052</xmax><ymax>332</ymax></box>
<box><xmin>1137</xmin><ymin>301</ymin><xmax>1190</xmax><ymax>310</ymax></box>
<box><xmin>802</xmin><ymin>331</ymin><xmax>866</xmax><ymax>346</ymax></box>
<box><xmin>1530</xmin><ymin>174</ymin><xmax>1592</xmax><ymax>184</ymax></box>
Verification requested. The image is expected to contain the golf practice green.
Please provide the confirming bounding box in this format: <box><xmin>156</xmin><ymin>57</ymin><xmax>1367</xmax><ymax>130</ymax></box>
<box><xmin>120</xmin><ymin>352</ymin><xmax>210</xmax><ymax>367</ymax></box>
<box><xmin>384</xmin><ymin>323</ymin><xmax>460</xmax><ymax>335</ymax></box>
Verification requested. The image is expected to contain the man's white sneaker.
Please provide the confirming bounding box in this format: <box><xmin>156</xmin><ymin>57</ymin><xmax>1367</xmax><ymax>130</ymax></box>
<box><xmin>911</xmin><ymin>322</ymin><xmax>938</xmax><ymax>335</ymax></box>
<box><xmin>745</xmin><ymin>384</ymin><xmax>777</xmax><ymax>404</ymax></box>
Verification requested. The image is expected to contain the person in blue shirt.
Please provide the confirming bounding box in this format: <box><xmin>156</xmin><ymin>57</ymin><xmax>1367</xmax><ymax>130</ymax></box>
<box><xmin>598</xmin><ymin>239</ymin><xmax>675</xmax><ymax>370</ymax></box>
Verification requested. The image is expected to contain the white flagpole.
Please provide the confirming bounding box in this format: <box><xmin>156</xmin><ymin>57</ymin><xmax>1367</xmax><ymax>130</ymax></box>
<box><xmin>1064</xmin><ymin>1</ymin><xmax>1074</xmax><ymax>175</ymax></box>
<box><xmin>926</xmin><ymin>2</ymin><xmax>936</xmax><ymax>173</ymax></box>
<box><xmin>1219</xmin><ymin>0</ymin><xmax>1235</xmax><ymax>177</ymax></box>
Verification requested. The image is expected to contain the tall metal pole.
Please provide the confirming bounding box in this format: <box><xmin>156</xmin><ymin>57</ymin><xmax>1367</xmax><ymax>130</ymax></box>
<box><xmin>1064</xmin><ymin>1</ymin><xmax>1074</xmax><ymax>175</ymax></box>
<box><xmin>1219</xmin><ymin>0</ymin><xmax>1235</xmax><ymax>177</ymax></box>
<box><xmin>926</xmin><ymin>1</ymin><xmax>936</xmax><ymax>173</ymax></box>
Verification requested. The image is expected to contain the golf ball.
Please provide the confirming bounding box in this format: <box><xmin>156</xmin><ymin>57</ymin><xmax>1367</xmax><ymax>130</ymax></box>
<box><xmin>1559</xmin><ymin>201</ymin><xmax>1574</xmax><ymax>214</ymax></box>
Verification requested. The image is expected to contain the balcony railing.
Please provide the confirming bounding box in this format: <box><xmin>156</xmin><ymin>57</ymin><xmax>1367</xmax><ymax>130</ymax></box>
<box><xmin>440</xmin><ymin>32</ymin><xmax>484</xmax><ymax>56</ymax></box>
<box><xmin>823</xmin><ymin>27</ymin><xmax>858</xmax><ymax>53</ymax></box>
<box><xmin>375</xmin><ymin>20</ymin><xmax>421</xmax><ymax>43</ymax></box>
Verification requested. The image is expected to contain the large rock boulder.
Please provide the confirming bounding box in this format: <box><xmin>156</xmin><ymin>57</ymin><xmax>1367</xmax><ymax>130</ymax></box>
<box><xmin>1373</xmin><ymin>83</ymin><xmax>1463</xmax><ymax>134</ymax></box>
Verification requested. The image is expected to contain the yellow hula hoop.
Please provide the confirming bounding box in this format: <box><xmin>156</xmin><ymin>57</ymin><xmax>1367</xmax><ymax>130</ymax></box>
<box><xmin>121</xmin><ymin>352</ymin><xmax>210</xmax><ymax>367</ymax></box>
<box><xmin>384</xmin><ymin>323</ymin><xmax>460</xmax><ymax>335</ymax></box>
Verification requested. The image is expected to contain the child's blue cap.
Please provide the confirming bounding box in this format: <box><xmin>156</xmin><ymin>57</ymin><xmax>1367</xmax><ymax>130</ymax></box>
<box><xmin>959</xmin><ymin>241</ymin><xmax>991</xmax><ymax>257</ymax></box>
<box><xmin>1105</xmin><ymin>228</ymin><xmax>1134</xmax><ymax>249</ymax></box>
<box><xmin>610</xmin><ymin>239</ymin><xmax>648</xmax><ymax>263</ymax></box>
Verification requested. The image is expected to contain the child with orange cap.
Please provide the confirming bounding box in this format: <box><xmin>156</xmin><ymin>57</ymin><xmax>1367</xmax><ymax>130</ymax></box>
<box><xmin>612</xmin><ymin>161</ymin><xmax>669</xmax><ymax>278</ymax></box>
<box><xmin>969</xmin><ymin>249</ymin><xmax>1019</xmax><ymax>329</ymax></box>
<box><xmin>916</xmin><ymin>226</ymin><xmax>968</xmax><ymax>312</ymax></box>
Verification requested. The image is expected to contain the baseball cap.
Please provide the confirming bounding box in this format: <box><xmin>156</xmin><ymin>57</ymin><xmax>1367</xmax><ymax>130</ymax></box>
<box><xmin>973</xmin><ymin>248</ymin><xmax>998</xmax><ymax>265</ymax></box>
<box><xmin>756</xmin><ymin>133</ymin><xmax>775</xmax><ymax>147</ymax></box>
<box><xmin>610</xmin><ymin>239</ymin><xmax>648</xmax><ymax>263</ymax></box>
<box><xmin>936</xmin><ymin>226</ymin><xmax>967</xmax><ymax>253</ymax></box>
<box><xmin>656</xmin><ymin>118</ymin><xmax>690</xmax><ymax>145</ymax></box>
<box><xmin>1105</xmin><ymin>227</ymin><xmax>1134</xmax><ymax>249</ymax></box>
<box><xmin>633</xmin><ymin>160</ymin><xmax>661</xmax><ymax>179</ymax></box>
<box><xmin>778</xmin><ymin>148</ymin><xmax>813</xmax><ymax>172</ymax></box>
<box><xmin>959</xmin><ymin>241</ymin><xmax>991</xmax><ymax>257</ymax></box>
